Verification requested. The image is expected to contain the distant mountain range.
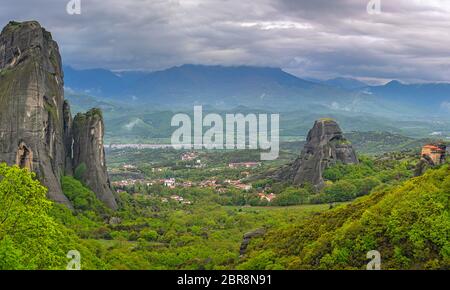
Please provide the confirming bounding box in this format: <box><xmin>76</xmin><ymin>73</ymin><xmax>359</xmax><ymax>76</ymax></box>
<box><xmin>63</xmin><ymin>64</ymin><xmax>450</xmax><ymax>142</ymax></box>
<box><xmin>322</xmin><ymin>77</ymin><xmax>369</xmax><ymax>90</ymax></box>
<box><xmin>64</xmin><ymin>64</ymin><xmax>450</xmax><ymax>118</ymax></box>
<box><xmin>64</xmin><ymin>65</ymin><xmax>347</xmax><ymax>111</ymax></box>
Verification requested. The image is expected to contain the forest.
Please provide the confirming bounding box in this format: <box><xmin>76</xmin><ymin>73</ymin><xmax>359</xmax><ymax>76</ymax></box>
<box><xmin>1</xmin><ymin>139</ymin><xmax>448</xmax><ymax>269</ymax></box>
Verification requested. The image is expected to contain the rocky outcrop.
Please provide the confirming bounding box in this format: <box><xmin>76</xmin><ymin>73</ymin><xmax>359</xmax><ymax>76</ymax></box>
<box><xmin>239</xmin><ymin>228</ymin><xmax>266</xmax><ymax>256</ymax></box>
<box><xmin>414</xmin><ymin>155</ymin><xmax>434</xmax><ymax>177</ymax></box>
<box><xmin>0</xmin><ymin>21</ymin><xmax>72</xmax><ymax>206</ymax></box>
<box><xmin>275</xmin><ymin>119</ymin><xmax>358</xmax><ymax>189</ymax></box>
<box><xmin>73</xmin><ymin>109</ymin><xmax>118</xmax><ymax>210</ymax></box>
<box><xmin>414</xmin><ymin>143</ymin><xmax>447</xmax><ymax>176</ymax></box>
<box><xmin>0</xmin><ymin>21</ymin><xmax>117</xmax><ymax>209</ymax></box>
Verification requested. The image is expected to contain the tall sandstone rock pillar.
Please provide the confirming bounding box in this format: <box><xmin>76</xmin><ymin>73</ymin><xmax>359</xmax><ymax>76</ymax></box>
<box><xmin>0</xmin><ymin>21</ymin><xmax>71</xmax><ymax>206</ymax></box>
<box><xmin>275</xmin><ymin>119</ymin><xmax>358</xmax><ymax>189</ymax></box>
<box><xmin>73</xmin><ymin>109</ymin><xmax>118</xmax><ymax>210</ymax></box>
<box><xmin>0</xmin><ymin>21</ymin><xmax>117</xmax><ymax>210</ymax></box>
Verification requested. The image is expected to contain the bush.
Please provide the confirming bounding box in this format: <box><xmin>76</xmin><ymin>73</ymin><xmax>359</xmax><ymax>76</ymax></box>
<box><xmin>324</xmin><ymin>180</ymin><xmax>357</xmax><ymax>202</ymax></box>
<box><xmin>273</xmin><ymin>187</ymin><xmax>309</xmax><ymax>206</ymax></box>
<box><xmin>140</xmin><ymin>229</ymin><xmax>158</xmax><ymax>241</ymax></box>
<box><xmin>61</xmin><ymin>176</ymin><xmax>110</xmax><ymax>215</ymax></box>
<box><xmin>74</xmin><ymin>163</ymin><xmax>87</xmax><ymax>181</ymax></box>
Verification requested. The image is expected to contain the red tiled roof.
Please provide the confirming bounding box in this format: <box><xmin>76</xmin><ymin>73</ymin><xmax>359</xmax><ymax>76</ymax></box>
<box><xmin>422</xmin><ymin>144</ymin><xmax>445</xmax><ymax>151</ymax></box>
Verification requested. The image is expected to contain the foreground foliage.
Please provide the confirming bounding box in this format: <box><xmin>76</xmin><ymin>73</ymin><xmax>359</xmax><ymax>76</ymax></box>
<box><xmin>239</xmin><ymin>165</ymin><xmax>450</xmax><ymax>270</ymax></box>
<box><xmin>0</xmin><ymin>164</ymin><xmax>105</xmax><ymax>269</ymax></box>
<box><xmin>1</xmin><ymin>158</ymin><xmax>448</xmax><ymax>270</ymax></box>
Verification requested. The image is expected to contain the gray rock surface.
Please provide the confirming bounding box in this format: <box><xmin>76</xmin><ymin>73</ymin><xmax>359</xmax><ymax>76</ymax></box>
<box><xmin>0</xmin><ymin>21</ymin><xmax>117</xmax><ymax>209</ymax></box>
<box><xmin>73</xmin><ymin>109</ymin><xmax>118</xmax><ymax>210</ymax></box>
<box><xmin>414</xmin><ymin>155</ymin><xmax>434</xmax><ymax>177</ymax></box>
<box><xmin>239</xmin><ymin>228</ymin><xmax>266</xmax><ymax>256</ymax></box>
<box><xmin>0</xmin><ymin>21</ymin><xmax>71</xmax><ymax>206</ymax></box>
<box><xmin>63</xmin><ymin>100</ymin><xmax>74</xmax><ymax>176</ymax></box>
<box><xmin>275</xmin><ymin>119</ymin><xmax>358</xmax><ymax>189</ymax></box>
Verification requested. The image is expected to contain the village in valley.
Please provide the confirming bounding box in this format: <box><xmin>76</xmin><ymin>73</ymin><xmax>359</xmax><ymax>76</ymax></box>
<box><xmin>108</xmin><ymin>149</ymin><xmax>277</xmax><ymax>206</ymax></box>
<box><xmin>107</xmin><ymin>136</ymin><xmax>448</xmax><ymax>211</ymax></box>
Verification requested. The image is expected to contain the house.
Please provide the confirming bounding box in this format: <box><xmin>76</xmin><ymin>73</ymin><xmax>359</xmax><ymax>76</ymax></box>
<box><xmin>258</xmin><ymin>192</ymin><xmax>277</xmax><ymax>202</ymax></box>
<box><xmin>181</xmin><ymin>181</ymin><xmax>193</xmax><ymax>187</ymax></box>
<box><xmin>241</xmin><ymin>171</ymin><xmax>251</xmax><ymax>177</ymax></box>
<box><xmin>421</xmin><ymin>143</ymin><xmax>446</xmax><ymax>165</ymax></box>
<box><xmin>226</xmin><ymin>179</ymin><xmax>252</xmax><ymax>191</ymax></box>
<box><xmin>181</xmin><ymin>151</ymin><xmax>199</xmax><ymax>161</ymax></box>
<box><xmin>235</xmin><ymin>183</ymin><xmax>252</xmax><ymax>191</ymax></box>
<box><xmin>216</xmin><ymin>188</ymin><xmax>228</xmax><ymax>194</ymax></box>
<box><xmin>123</xmin><ymin>164</ymin><xmax>137</xmax><ymax>170</ymax></box>
<box><xmin>199</xmin><ymin>179</ymin><xmax>218</xmax><ymax>188</ymax></box>
<box><xmin>164</xmin><ymin>178</ymin><xmax>176</xmax><ymax>188</ymax></box>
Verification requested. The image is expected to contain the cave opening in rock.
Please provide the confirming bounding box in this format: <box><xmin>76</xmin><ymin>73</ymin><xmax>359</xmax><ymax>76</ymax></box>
<box><xmin>16</xmin><ymin>142</ymin><xmax>33</xmax><ymax>170</ymax></box>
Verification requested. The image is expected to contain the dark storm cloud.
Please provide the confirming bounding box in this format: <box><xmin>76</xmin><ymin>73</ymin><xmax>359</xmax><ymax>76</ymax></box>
<box><xmin>1</xmin><ymin>0</ymin><xmax>449</xmax><ymax>83</ymax></box>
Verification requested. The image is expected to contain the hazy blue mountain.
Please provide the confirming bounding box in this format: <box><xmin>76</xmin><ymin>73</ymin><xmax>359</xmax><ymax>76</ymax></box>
<box><xmin>63</xmin><ymin>65</ymin><xmax>450</xmax><ymax>118</ymax></box>
<box><xmin>63</xmin><ymin>64</ymin><xmax>373</xmax><ymax>112</ymax></box>
<box><xmin>324</xmin><ymin>77</ymin><xmax>368</xmax><ymax>90</ymax></box>
<box><xmin>63</xmin><ymin>66</ymin><xmax>146</xmax><ymax>97</ymax></box>
<box><xmin>365</xmin><ymin>80</ymin><xmax>450</xmax><ymax>116</ymax></box>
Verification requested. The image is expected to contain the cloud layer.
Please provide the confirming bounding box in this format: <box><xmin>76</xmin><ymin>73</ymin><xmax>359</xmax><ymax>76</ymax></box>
<box><xmin>1</xmin><ymin>0</ymin><xmax>450</xmax><ymax>83</ymax></box>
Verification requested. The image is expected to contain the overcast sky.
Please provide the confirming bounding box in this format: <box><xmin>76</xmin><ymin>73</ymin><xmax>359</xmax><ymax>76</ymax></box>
<box><xmin>1</xmin><ymin>0</ymin><xmax>450</xmax><ymax>84</ymax></box>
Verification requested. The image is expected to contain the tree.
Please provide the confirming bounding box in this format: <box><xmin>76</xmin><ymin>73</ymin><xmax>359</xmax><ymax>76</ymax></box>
<box><xmin>0</xmin><ymin>163</ymin><xmax>68</xmax><ymax>269</ymax></box>
<box><xmin>324</xmin><ymin>180</ymin><xmax>357</xmax><ymax>202</ymax></box>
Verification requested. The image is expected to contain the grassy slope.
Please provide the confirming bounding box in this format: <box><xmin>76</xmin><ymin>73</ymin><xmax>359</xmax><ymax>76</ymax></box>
<box><xmin>238</xmin><ymin>165</ymin><xmax>450</xmax><ymax>270</ymax></box>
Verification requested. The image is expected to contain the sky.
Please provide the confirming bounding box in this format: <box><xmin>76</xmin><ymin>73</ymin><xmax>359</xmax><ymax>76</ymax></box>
<box><xmin>1</xmin><ymin>0</ymin><xmax>450</xmax><ymax>84</ymax></box>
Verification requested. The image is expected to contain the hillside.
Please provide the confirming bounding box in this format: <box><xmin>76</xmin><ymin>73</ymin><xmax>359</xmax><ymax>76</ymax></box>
<box><xmin>238</xmin><ymin>165</ymin><xmax>450</xmax><ymax>270</ymax></box>
<box><xmin>367</xmin><ymin>80</ymin><xmax>450</xmax><ymax>116</ymax></box>
<box><xmin>344</xmin><ymin>131</ymin><xmax>434</xmax><ymax>155</ymax></box>
<box><xmin>63</xmin><ymin>91</ymin><xmax>450</xmax><ymax>143</ymax></box>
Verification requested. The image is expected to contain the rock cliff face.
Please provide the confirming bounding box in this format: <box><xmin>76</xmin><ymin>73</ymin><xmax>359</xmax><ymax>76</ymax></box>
<box><xmin>0</xmin><ymin>21</ymin><xmax>116</xmax><ymax>209</ymax></box>
<box><xmin>73</xmin><ymin>109</ymin><xmax>117</xmax><ymax>209</ymax></box>
<box><xmin>414</xmin><ymin>143</ymin><xmax>447</xmax><ymax>177</ymax></box>
<box><xmin>276</xmin><ymin>119</ymin><xmax>358</xmax><ymax>189</ymax></box>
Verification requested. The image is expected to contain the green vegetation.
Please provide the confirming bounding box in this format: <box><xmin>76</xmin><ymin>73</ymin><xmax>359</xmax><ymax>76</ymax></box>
<box><xmin>240</xmin><ymin>153</ymin><xmax>416</xmax><ymax>206</ymax></box>
<box><xmin>8</xmin><ymin>21</ymin><xmax>21</xmax><ymax>26</ymax></box>
<box><xmin>0</xmin><ymin>163</ymin><xmax>64</xmax><ymax>269</ymax></box>
<box><xmin>0</xmin><ymin>131</ymin><xmax>448</xmax><ymax>269</ymax></box>
<box><xmin>0</xmin><ymin>163</ymin><xmax>103</xmax><ymax>269</ymax></box>
<box><xmin>73</xmin><ymin>108</ymin><xmax>103</xmax><ymax>131</ymax></box>
<box><xmin>86</xmin><ymin>107</ymin><xmax>103</xmax><ymax>118</ymax></box>
<box><xmin>345</xmin><ymin>131</ymin><xmax>437</xmax><ymax>155</ymax></box>
<box><xmin>43</xmin><ymin>101</ymin><xmax>59</xmax><ymax>124</ymax></box>
<box><xmin>61</xmin><ymin>176</ymin><xmax>109</xmax><ymax>215</ymax></box>
<box><xmin>239</xmin><ymin>165</ymin><xmax>450</xmax><ymax>270</ymax></box>
<box><xmin>74</xmin><ymin>162</ymin><xmax>87</xmax><ymax>181</ymax></box>
<box><xmin>4</xmin><ymin>21</ymin><xmax>22</xmax><ymax>33</ymax></box>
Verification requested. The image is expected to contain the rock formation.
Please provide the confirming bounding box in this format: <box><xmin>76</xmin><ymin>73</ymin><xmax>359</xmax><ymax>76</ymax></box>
<box><xmin>275</xmin><ymin>119</ymin><xmax>358</xmax><ymax>189</ymax></box>
<box><xmin>239</xmin><ymin>228</ymin><xmax>266</xmax><ymax>257</ymax></box>
<box><xmin>0</xmin><ymin>21</ymin><xmax>117</xmax><ymax>209</ymax></box>
<box><xmin>72</xmin><ymin>109</ymin><xmax>117</xmax><ymax>209</ymax></box>
<box><xmin>414</xmin><ymin>143</ymin><xmax>447</xmax><ymax>176</ymax></box>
